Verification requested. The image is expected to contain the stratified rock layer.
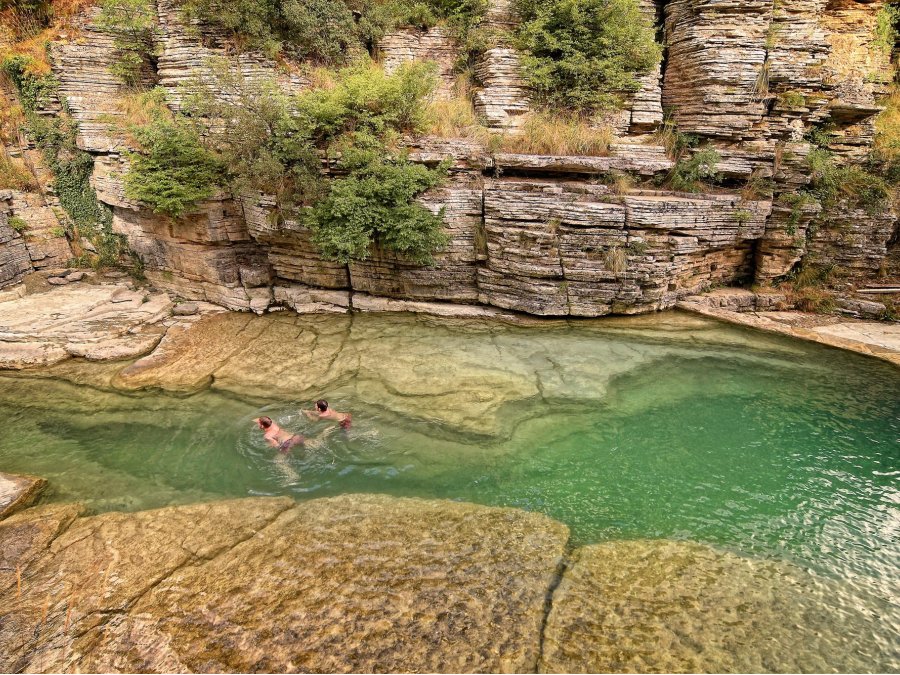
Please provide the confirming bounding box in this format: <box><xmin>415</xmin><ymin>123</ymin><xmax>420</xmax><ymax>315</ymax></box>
<box><xmin>0</xmin><ymin>495</ymin><xmax>569</xmax><ymax>673</ymax></box>
<box><xmin>2</xmin><ymin>0</ymin><xmax>896</xmax><ymax>318</ymax></box>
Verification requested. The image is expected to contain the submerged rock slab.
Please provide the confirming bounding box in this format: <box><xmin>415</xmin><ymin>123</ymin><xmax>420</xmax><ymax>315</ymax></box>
<box><xmin>0</xmin><ymin>284</ymin><xmax>172</xmax><ymax>369</ymax></box>
<box><xmin>541</xmin><ymin>540</ymin><xmax>899</xmax><ymax>673</ymax></box>
<box><xmin>0</xmin><ymin>494</ymin><xmax>568</xmax><ymax>673</ymax></box>
<box><xmin>0</xmin><ymin>471</ymin><xmax>47</xmax><ymax>520</ymax></box>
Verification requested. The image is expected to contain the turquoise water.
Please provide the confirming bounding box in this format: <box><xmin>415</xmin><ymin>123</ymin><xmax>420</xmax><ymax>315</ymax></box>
<box><xmin>0</xmin><ymin>313</ymin><xmax>898</xmax><ymax>629</ymax></box>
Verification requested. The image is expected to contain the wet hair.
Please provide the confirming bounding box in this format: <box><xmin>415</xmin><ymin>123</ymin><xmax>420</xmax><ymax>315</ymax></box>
<box><xmin>258</xmin><ymin>416</ymin><xmax>273</xmax><ymax>429</ymax></box>
<box><xmin>316</xmin><ymin>399</ymin><xmax>328</xmax><ymax>412</ymax></box>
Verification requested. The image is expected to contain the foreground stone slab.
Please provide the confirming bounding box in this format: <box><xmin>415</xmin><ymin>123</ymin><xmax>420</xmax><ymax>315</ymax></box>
<box><xmin>541</xmin><ymin>540</ymin><xmax>897</xmax><ymax>673</ymax></box>
<box><xmin>0</xmin><ymin>284</ymin><xmax>172</xmax><ymax>369</ymax></box>
<box><xmin>0</xmin><ymin>471</ymin><xmax>47</xmax><ymax>520</ymax></box>
<box><xmin>1</xmin><ymin>495</ymin><xmax>568</xmax><ymax>673</ymax></box>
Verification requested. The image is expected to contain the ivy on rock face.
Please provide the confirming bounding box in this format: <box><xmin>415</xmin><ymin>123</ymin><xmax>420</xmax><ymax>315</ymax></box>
<box><xmin>2</xmin><ymin>55</ymin><xmax>125</xmax><ymax>265</ymax></box>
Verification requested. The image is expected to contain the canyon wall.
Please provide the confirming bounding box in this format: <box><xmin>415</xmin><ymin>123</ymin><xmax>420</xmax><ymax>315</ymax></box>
<box><xmin>2</xmin><ymin>0</ymin><xmax>897</xmax><ymax>316</ymax></box>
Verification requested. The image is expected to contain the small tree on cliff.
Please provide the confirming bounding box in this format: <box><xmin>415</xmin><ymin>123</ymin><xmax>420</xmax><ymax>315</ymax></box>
<box><xmin>96</xmin><ymin>0</ymin><xmax>160</xmax><ymax>87</ymax></box>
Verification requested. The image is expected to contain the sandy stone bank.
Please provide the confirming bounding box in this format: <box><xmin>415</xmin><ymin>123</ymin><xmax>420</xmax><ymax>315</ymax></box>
<box><xmin>0</xmin><ymin>284</ymin><xmax>172</xmax><ymax>368</ymax></box>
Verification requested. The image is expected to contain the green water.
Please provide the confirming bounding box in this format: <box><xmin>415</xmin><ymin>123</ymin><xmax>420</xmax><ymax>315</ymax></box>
<box><xmin>1</xmin><ymin>312</ymin><xmax>898</xmax><ymax>659</ymax></box>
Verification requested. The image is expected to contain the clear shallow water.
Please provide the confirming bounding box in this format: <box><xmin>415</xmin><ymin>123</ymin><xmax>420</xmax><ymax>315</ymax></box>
<box><xmin>0</xmin><ymin>312</ymin><xmax>898</xmax><ymax>662</ymax></box>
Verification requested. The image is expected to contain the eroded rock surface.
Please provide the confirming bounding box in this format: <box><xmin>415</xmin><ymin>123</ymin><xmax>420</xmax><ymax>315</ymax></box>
<box><xmin>112</xmin><ymin>310</ymin><xmax>810</xmax><ymax>435</ymax></box>
<box><xmin>541</xmin><ymin>540</ymin><xmax>900</xmax><ymax>673</ymax></box>
<box><xmin>0</xmin><ymin>471</ymin><xmax>47</xmax><ymax>520</ymax></box>
<box><xmin>0</xmin><ymin>494</ymin><xmax>568</xmax><ymax>673</ymax></box>
<box><xmin>0</xmin><ymin>284</ymin><xmax>172</xmax><ymax>368</ymax></box>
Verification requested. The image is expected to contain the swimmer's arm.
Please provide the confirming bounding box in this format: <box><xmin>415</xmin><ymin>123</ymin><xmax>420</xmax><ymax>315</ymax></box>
<box><xmin>265</xmin><ymin>436</ymin><xmax>281</xmax><ymax>449</ymax></box>
<box><xmin>302</xmin><ymin>409</ymin><xmax>319</xmax><ymax>420</ymax></box>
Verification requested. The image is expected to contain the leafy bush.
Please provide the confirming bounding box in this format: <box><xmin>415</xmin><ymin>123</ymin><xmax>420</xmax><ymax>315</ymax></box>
<box><xmin>513</xmin><ymin>0</ymin><xmax>661</xmax><ymax>112</ymax></box>
<box><xmin>294</xmin><ymin>63</ymin><xmax>450</xmax><ymax>263</ymax></box>
<box><xmin>279</xmin><ymin>0</ymin><xmax>358</xmax><ymax>63</ymax></box>
<box><xmin>294</xmin><ymin>60</ymin><xmax>437</xmax><ymax>143</ymax></box>
<box><xmin>874</xmin><ymin>3</ymin><xmax>900</xmax><ymax>57</ymax></box>
<box><xmin>176</xmin><ymin>0</ymin><xmax>486</xmax><ymax>62</ymax></box>
<box><xmin>306</xmin><ymin>143</ymin><xmax>449</xmax><ymax>264</ymax></box>
<box><xmin>807</xmin><ymin>147</ymin><xmax>889</xmax><ymax>214</ymax></box>
<box><xmin>96</xmin><ymin>0</ymin><xmax>160</xmax><ymax>86</ymax></box>
<box><xmin>668</xmin><ymin>148</ymin><xmax>721</xmax><ymax>193</ymax></box>
<box><xmin>125</xmin><ymin>117</ymin><xmax>224</xmax><ymax>217</ymax></box>
<box><xmin>181</xmin><ymin>61</ymin><xmax>319</xmax><ymax>206</ymax></box>
<box><xmin>129</xmin><ymin>60</ymin><xmax>448</xmax><ymax>263</ymax></box>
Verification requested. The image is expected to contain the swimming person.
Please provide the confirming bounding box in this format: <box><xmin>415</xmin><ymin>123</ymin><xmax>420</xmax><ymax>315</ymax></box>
<box><xmin>254</xmin><ymin>416</ymin><xmax>334</xmax><ymax>452</ymax></box>
<box><xmin>303</xmin><ymin>399</ymin><xmax>352</xmax><ymax>430</ymax></box>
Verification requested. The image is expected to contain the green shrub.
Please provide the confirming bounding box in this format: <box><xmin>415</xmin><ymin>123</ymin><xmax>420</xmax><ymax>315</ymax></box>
<box><xmin>668</xmin><ymin>148</ymin><xmax>721</xmax><ymax>192</ymax></box>
<box><xmin>8</xmin><ymin>215</ymin><xmax>28</xmax><ymax>232</ymax></box>
<box><xmin>297</xmin><ymin>63</ymin><xmax>450</xmax><ymax>263</ymax></box>
<box><xmin>279</xmin><ymin>0</ymin><xmax>358</xmax><ymax>63</ymax></box>
<box><xmin>130</xmin><ymin>59</ymin><xmax>448</xmax><ymax>263</ymax></box>
<box><xmin>513</xmin><ymin>0</ymin><xmax>661</xmax><ymax>112</ymax></box>
<box><xmin>96</xmin><ymin>0</ymin><xmax>160</xmax><ymax>86</ymax></box>
<box><xmin>125</xmin><ymin>117</ymin><xmax>224</xmax><ymax>217</ymax></box>
<box><xmin>178</xmin><ymin>0</ymin><xmax>281</xmax><ymax>56</ymax></box>
<box><xmin>176</xmin><ymin>0</ymin><xmax>486</xmax><ymax>63</ymax></box>
<box><xmin>306</xmin><ymin>143</ymin><xmax>449</xmax><ymax>264</ymax></box>
<box><xmin>778</xmin><ymin>90</ymin><xmax>806</xmax><ymax>109</ymax></box>
<box><xmin>807</xmin><ymin>147</ymin><xmax>889</xmax><ymax>214</ymax></box>
<box><xmin>874</xmin><ymin>3</ymin><xmax>900</xmax><ymax>57</ymax></box>
<box><xmin>1</xmin><ymin>55</ymin><xmax>57</xmax><ymax>111</ymax></box>
<box><xmin>295</xmin><ymin>61</ymin><xmax>437</xmax><ymax>143</ymax></box>
<box><xmin>181</xmin><ymin>61</ymin><xmax>319</xmax><ymax>207</ymax></box>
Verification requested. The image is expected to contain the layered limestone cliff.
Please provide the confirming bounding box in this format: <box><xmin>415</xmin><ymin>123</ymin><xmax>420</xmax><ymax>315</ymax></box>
<box><xmin>2</xmin><ymin>0</ymin><xmax>897</xmax><ymax>317</ymax></box>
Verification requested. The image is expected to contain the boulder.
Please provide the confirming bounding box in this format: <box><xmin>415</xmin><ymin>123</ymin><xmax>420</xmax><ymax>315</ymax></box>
<box><xmin>172</xmin><ymin>302</ymin><xmax>199</xmax><ymax>316</ymax></box>
<box><xmin>0</xmin><ymin>472</ymin><xmax>47</xmax><ymax>520</ymax></box>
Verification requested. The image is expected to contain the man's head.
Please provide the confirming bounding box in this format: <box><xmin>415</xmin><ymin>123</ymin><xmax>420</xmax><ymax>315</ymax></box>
<box><xmin>256</xmin><ymin>416</ymin><xmax>273</xmax><ymax>430</ymax></box>
<box><xmin>316</xmin><ymin>399</ymin><xmax>328</xmax><ymax>412</ymax></box>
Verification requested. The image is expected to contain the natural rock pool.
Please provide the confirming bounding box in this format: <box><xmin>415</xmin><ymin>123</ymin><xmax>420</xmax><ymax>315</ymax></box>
<box><xmin>1</xmin><ymin>311</ymin><xmax>898</xmax><ymax>669</ymax></box>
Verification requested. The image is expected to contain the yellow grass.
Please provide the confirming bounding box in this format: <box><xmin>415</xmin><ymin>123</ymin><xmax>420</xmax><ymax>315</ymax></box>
<box><xmin>499</xmin><ymin>111</ymin><xmax>613</xmax><ymax>156</ymax></box>
<box><xmin>875</xmin><ymin>89</ymin><xmax>900</xmax><ymax>161</ymax></box>
<box><xmin>0</xmin><ymin>0</ymin><xmax>95</xmax><ymax>74</ymax></box>
<box><xmin>0</xmin><ymin>151</ymin><xmax>37</xmax><ymax>191</ymax></box>
<box><xmin>425</xmin><ymin>75</ymin><xmax>492</xmax><ymax>142</ymax></box>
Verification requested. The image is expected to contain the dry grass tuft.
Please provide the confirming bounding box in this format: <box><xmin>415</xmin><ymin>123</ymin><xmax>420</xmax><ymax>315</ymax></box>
<box><xmin>0</xmin><ymin>151</ymin><xmax>37</xmax><ymax>191</ymax></box>
<box><xmin>499</xmin><ymin>111</ymin><xmax>613</xmax><ymax>156</ymax></box>
<box><xmin>0</xmin><ymin>0</ymin><xmax>94</xmax><ymax>73</ymax></box>
<box><xmin>425</xmin><ymin>75</ymin><xmax>492</xmax><ymax>142</ymax></box>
